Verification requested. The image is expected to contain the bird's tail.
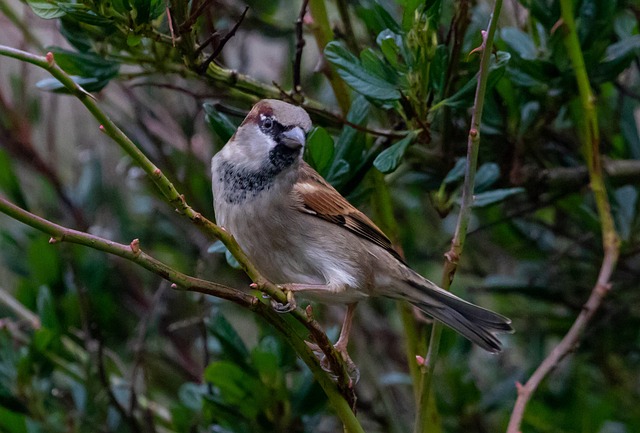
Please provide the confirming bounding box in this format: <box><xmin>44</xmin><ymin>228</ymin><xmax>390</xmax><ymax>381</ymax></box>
<box><xmin>397</xmin><ymin>272</ymin><xmax>513</xmax><ymax>353</ymax></box>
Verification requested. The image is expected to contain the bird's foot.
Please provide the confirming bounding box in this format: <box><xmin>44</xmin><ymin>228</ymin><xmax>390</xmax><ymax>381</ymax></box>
<box><xmin>306</xmin><ymin>341</ymin><xmax>360</xmax><ymax>386</ymax></box>
<box><xmin>270</xmin><ymin>286</ymin><xmax>297</xmax><ymax>313</ymax></box>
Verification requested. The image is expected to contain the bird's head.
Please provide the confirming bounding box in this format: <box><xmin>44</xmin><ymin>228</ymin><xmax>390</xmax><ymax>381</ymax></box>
<box><xmin>221</xmin><ymin>99</ymin><xmax>312</xmax><ymax>174</ymax></box>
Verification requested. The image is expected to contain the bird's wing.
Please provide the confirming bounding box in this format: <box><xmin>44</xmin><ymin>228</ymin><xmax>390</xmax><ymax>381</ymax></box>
<box><xmin>292</xmin><ymin>162</ymin><xmax>405</xmax><ymax>263</ymax></box>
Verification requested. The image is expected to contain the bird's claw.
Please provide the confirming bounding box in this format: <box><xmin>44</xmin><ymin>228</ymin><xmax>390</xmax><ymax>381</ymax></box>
<box><xmin>270</xmin><ymin>287</ymin><xmax>297</xmax><ymax>313</ymax></box>
<box><xmin>305</xmin><ymin>342</ymin><xmax>360</xmax><ymax>386</ymax></box>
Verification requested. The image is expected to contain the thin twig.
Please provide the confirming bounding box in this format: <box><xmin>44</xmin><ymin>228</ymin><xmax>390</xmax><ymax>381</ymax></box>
<box><xmin>198</xmin><ymin>6</ymin><xmax>249</xmax><ymax>74</ymax></box>
<box><xmin>413</xmin><ymin>2</ymin><xmax>503</xmax><ymax>432</ymax></box>
<box><xmin>293</xmin><ymin>0</ymin><xmax>310</xmax><ymax>94</ymax></box>
<box><xmin>97</xmin><ymin>333</ymin><xmax>142</xmax><ymax>432</ymax></box>
<box><xmin>179</xmin><ymin>0</ymin><xmax>214</xmax><ymax>33</ymax></box>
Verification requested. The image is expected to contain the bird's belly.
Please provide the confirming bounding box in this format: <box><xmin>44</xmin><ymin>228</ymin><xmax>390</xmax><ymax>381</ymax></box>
<box><xmin>220</xmin><ymin>202</ymin><xmax>370</xmax><ymax>303</ymax></box>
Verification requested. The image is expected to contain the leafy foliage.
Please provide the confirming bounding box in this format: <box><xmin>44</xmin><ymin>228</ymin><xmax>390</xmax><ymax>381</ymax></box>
<box><xmin>0</xmin><ymin>0</ymin><xmax>639</xmax><ymax>432</ymax></box>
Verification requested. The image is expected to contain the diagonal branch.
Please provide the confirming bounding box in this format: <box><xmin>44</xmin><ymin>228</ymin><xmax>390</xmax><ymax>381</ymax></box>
<box><xmin>0</xmin><ymin>44</ymin><xmax>362</xmax><ymax>430</ymax></box>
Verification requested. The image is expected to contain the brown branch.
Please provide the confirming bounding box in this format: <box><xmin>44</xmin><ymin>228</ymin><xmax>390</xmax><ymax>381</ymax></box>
<box><xmin>293</xmin><ymin>0</ymin><xmax>310</xmax><ymax>94</ymax></box>
<box><xmin>506</xmin><ymin>247</ymin><xmax>617</xmax><ymax>432</ymax></box>
<box><xmin>179</xmin><ymin>0</ymin><xmax>215</xmax><ymax>33</ymax></box>
<box><xmin>197</xmin><ymin>6</ymin><xmax>249</xmax><ymax>74</ymax></box>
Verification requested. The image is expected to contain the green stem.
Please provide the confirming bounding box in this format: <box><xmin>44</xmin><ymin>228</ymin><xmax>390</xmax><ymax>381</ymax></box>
<box><xmin>0</xmin><ymin>44</ymin><xmax>362</xmax><ymax>430</ymax></box>
<box><xmin>413</xmin><ymin>1</ymin><xmax>503</xmax><ymax>432</ymax></box>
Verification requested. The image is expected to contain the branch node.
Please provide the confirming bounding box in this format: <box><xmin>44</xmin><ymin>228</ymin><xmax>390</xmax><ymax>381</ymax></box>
<box><xmin>45</xmin><ymin>51</ymin><xmax>54</xmax><ymax>67</ymax></box>
<box><xmin>99</xmin><ymin>125</ymin><xmax>106</xmax><ymax>133</ymax></box>
<box><xmin>416</xmin><ymin>355</ymin><xmax>425</xmax><ymax>366</ymax></box>
<box><xmin>48</xmin><ymin>236</ymin><xmax>62</xmax><ymax>244</ymax></box>
<box><xmin>130</xmin><ymin>238</ymin><xmax>141</xmax><ymax>256</ymax></box>
<box><xmin>153</xmin><ymin>168</ymin><xmax>161</xmax><ymax>177</ymax></box>
<box><xmin>305</xmin><ymin>304</ymin><xmax>314</xmax><ymax>319</ymax></box>
<box><xmin>170</xmin><ymin>283</ymin><xmax>178</xmax><ymax>289</ymax></box>
<box><xmin>444</xmin><ymin>249</ymin><xmax>459</xmax><ymax>264</ymax></box>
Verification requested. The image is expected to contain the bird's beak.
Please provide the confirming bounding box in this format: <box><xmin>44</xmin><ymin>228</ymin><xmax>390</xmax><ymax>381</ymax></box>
<box><xmin>281</xmin><ymin>126</ymin><xmax>306</xmax><ymax>150</ymax></box>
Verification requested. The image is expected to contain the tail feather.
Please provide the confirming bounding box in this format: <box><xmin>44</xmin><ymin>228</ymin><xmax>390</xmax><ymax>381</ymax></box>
<box><xmin>402</xmin><ymin>277</ymin><xmax>513</xmax><ymax>353</ymax></box>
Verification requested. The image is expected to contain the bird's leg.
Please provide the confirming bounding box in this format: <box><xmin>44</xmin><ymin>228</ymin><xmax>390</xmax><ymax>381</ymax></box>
<box><xmin>306</xmin><ymin>302</ymin><xmax>360</xmax><ymax>385</ymax></box>
<box><xmin>269</xmin><ymin>283</ymin><xmax>332</xmax><ymax>313</ymax></box>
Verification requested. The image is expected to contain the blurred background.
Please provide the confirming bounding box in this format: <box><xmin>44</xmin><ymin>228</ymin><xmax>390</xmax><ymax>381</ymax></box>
<box><xmin>0</xmin><ymin>0</ymin><xmax>639</xmax><ymax>432</ymax></box>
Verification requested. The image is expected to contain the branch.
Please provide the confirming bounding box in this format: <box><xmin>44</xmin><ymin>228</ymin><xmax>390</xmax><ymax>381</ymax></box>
<box><xmin>293</xmin><ymin>0</ymin><xmax>310</xmax><ymax>94</ymax></box>
<box><xmin>197</xmin><ymin>6</ymin><xmax>249</xmax><ymax>74</ymax></box>
<box><xmin>506</xmin><ymin>2</ymin><xmax>620</xmax><ymax>431</ymax></box>
<box><xmin>0</xmin><ymin>45</ymin><xmax>362</xmax><ymax>430</ymax></box>
<box><xmin>413</xmin><ymin>2</ymin><xmax>503</xmax><ymax>432</ymax></box>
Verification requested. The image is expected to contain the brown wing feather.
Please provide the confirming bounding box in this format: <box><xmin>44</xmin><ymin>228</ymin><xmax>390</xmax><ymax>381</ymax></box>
<box><xmin>293</xmin><ymin>162</ymin><xmax>405</xmax><ymax>264</ymax></box>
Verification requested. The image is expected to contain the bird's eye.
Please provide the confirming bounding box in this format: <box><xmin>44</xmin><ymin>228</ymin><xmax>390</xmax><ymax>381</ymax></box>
<box><xmin>262</xmin><ymin>117</ymin><xmax>274</xmax><ymax>131</ymax></box>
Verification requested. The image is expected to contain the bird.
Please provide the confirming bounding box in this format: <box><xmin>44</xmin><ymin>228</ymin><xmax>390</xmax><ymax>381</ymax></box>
<box><xmin>211</xmin><ymin>99</ymin><xmax>513</xmax><ymax>366</ymax></box>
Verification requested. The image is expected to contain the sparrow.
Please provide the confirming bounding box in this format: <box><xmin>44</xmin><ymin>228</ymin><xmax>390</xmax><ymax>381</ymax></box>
<box><xmin>211</xmin><ymin>99</ymin><xmax>512</xmax><ymax>362</ymax></box>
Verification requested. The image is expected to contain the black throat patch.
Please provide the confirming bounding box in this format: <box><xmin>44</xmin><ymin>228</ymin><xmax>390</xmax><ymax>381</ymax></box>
<box><xmin>218</xmin><ymin>144</ymin><xmax>299</xmax><ymax>204</ymax></box>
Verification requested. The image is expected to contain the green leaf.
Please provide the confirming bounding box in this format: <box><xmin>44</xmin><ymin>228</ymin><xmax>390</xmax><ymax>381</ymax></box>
<box><xmin>614</xmin><ymin>185</ymin><xmax>637</xmax><ymax>241</ymax></box>
<box><xmin>0</xmin><ymin>150</ymin><xmax>27</xmax><ymax>209</ymax></box>
<box><xmin>373</xmin><ymin>134</ymin><xmax>415</xmax><ymax>174</ymax></box>
<box><xmin>204</xmin><ymin>361</ymin><xmax>268</xmax><ymax>417</ymax></box>
<box><xmin>435</xmin><ymin>51</ymin><xmax>510</xmax><ymax>110</ymax></box>
<box><xmin>305</xmin><ymin>127</ymin><xmax>335</xmax><ymax>176</ymax></box>
<box><xmin>26</xmin><ymin>0</ymin><xmax>66</xmax><ymax>19</ymax></box>
<box><xmin>47</xmin><ymin>47</ymin><xmax>119</xmax><ymax>79</ymax></box>
<box><xmin>251</xmin><ymin>336</ymin><xmax>280</xmax><ymax>385</ymax></box>
<box><xmin>326</xmin><ymin>159</ymin><xmax>351</xmax><ymax>187</ymax></box>
<box><xmin>36</xmin><ymin>48</ymin><xmax>119</xmax><ymax>92</ymax></box>
<box><xmin>203</xmin><ymin>103</ymin><xmax>238</xmax><ymax>143</ymax></box>
<box><xmin>207</xmin><ymin>241</ymin><xmax>241</xmax><ymax>270</ymax></box>
<box><xmin>500</xmin><ymin>28</ymin><xmax>537</xmax><ymax>60</ymax></box>
<box><xmin>474</xmin><ymin>163</ymin><xmax>500</xmax><ymax>192</ymax></box>
<box><xmin>126</xmin><ymin>33</ymin><xmax>143</xmax><ymax>47</ymax></box>
<box><xmin>208</xmin><ymin>313</ymin><xmax>250</xmax><ymax>367</ymax></box>
<box><xmin>443</xmin><ymin>158</ymin><xmax>466</xmax><ymax>184</ymax></box>
<box><xmin>472</xmin><ymin>187</ymin><xmax>524</xmax><ymax>207</ymax></box>
<box><xmin>0</xmin><ymin>407</ymin><xmax>28</xmax><ymax>433</ymax></box>
<box><xmin>132</xmin><ymin>0</ymin><xmax>150</xmax><ymax>24</ymax></box>
<box><xmin>334</xmin><ymin>95</ymin><xmax>370</xmax><ymax>164</ymax></box>
<box><xmin>58</xmin><ymin>3</ymin><xmax>113</xmax><ymax>26</ymax></box>
<box><xmin>325</xmin><ymin>41</ymin><xmax>401</xmax><ymax>101</ymax></box>
<box><xmin>36</xmin><ymin>286</ymin><xmax>60</xmax><ymax>331</ymax></box>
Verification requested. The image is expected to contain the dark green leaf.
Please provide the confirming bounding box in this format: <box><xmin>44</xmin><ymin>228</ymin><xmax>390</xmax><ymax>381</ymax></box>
<box><xmin>47</xmin><ymin>47</ymin><xmax>119</xmax><ymax>79</ymax></box>
<box><xmin>204</xmin><ymin>361</ymin><xmax>268</xmax><ymax>418</ymax></box>
<box><xmin>373</xmin><ymin>134</ymin><xmax>415</xmax><ymax>173</ymax></box>
<box><xmin>36</xmin><ymin>286</ymin><xmax>60</xmax><ymax>331</ymax></box>
<box><xmin>0</xmin><ymin>150</ymin><xmax>27</xmax><ymax>209</ymax></box>
<box><xmin>208</xmin><ymin>313</ymin><xmax>251</xmax><ymax>367</ymax></box>
<box><xmin>500</xmin><ymin>28</ymin><xmax>537</xmax><ymax>60</ymax></box>
<box><xmin>436</xmin><ymin>51</ymin><xmax>510</xmax><ymax>109</ymax></box>
<box><xmin>326</xmin><ymin>159</ymin><xmax>351</xmax><ymax>187</ymax></box>
<box><xmin>0</xmin><ymin>407</ymin><xmax>27</xmax><ymax>433</ymax></box>
<box><xmin>472</xmin><ymin>187</ymin><xmax>524</xmax><ymax>207</ymax></box>
<box><xmin>443</xmin><ymin>158</ymin><xmax>466</xmax><ymax>184</ymax></box>
<box><xmin>325</xmin><ymin>41</ymin><xmax>401</xmax><ymax>101</ymax></box>
<box><xmin>133</xmin><ymin>0</ymin><xmax>150</xmax><ymax>24</ymax></box>
<box><xmin>207</xmin><ymin>240</ymin><xmax>242</xmax><ymax>269</ymax></box>
<box><xmin>203</xmin><ymin>103</ymin><xmax>238</xmax><ymax>143</ymax></box>
<box><xmin>474</xmin><ymin>163</ymin><xmax>500</xmax><ymax>192</ymax></box>
<box><xmin>614</xmin><ymin>186</ymin><xmax>637</xmax><ymax>241</ymax></box>
<box><xmin>26</xmin><ymin>0</ymin><xmax>65</xmax><ymax>19</ymax></box>
<box><xmin>305</xmin><ymin>127</ymin><xmax>335</xmax><ymax>176</ymax></box>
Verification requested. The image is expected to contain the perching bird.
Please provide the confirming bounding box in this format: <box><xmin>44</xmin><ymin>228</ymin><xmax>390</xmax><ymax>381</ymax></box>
<box><xmin>211</xmin><ymin>99</ymin><xmax>512</xmax><ymax>362</ymax></box>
